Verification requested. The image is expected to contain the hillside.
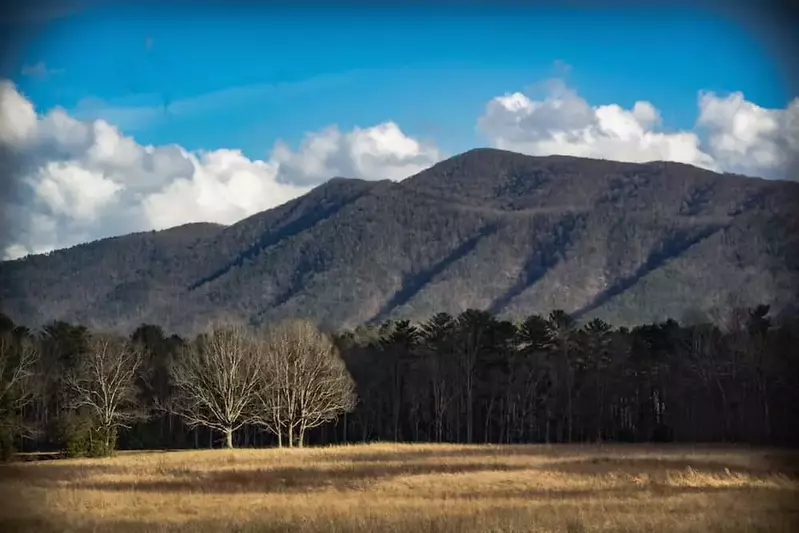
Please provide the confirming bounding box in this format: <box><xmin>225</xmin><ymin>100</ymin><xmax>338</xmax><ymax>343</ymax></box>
<box><xmin>1</xmin><ymin>148</ymin><xmax>798</xmax><ymax>334</ymax></box>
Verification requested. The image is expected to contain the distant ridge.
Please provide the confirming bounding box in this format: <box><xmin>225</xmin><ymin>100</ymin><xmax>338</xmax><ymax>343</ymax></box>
<box><xmin>2</xmin><ymin>149</ymin><xmax>798</xmax><ymax>334</ymax></box>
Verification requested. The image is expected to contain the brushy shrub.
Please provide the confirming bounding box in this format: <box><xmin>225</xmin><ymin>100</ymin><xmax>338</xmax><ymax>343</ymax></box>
<box><xmin>59</xmin><ymin>412</ymin><xmax>116</xmax><ymax>457</ymax></box>
<box><xmin>60</xmin><ymin>412</ymin><xmax>93</xmax><ymax>457</ymax></box>
<box><xmin>89</xmin><ymin>427</ymin><xmax>117</xmax><ymax>457</ymax></box>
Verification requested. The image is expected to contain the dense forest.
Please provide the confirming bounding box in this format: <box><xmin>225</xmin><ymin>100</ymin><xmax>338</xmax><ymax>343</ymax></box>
<box><xmin>2</xmin><ymin>301</ymin><xmax>798</xmax><ymax>459</ymax></box>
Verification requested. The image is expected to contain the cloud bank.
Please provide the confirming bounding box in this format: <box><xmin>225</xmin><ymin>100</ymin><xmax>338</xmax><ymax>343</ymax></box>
<box><xmin>1</xmin><ymin>77</ymin><xmax>797</xmax><ymax>261</ymax></box>
<box><xmin>478</xmin><ymin>79</ymin><xmax>798</xmax><ymax>180</ymax></box>
<box><xmin>0</xmin><ymin>81</ymin><xmax>442</xmax><ymax>259</ymax></box>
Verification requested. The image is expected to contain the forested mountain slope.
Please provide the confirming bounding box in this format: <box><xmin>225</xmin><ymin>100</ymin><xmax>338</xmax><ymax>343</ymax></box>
<box><xmin>2</xmin><ymin>148</ymin><xmax>798</xmax><ymax>334</ymax></box>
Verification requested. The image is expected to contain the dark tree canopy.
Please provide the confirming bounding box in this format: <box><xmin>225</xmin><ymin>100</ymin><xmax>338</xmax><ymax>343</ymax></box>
<box><xmin>3</xmin><ymin>301</ymin><xmax>797</xmax><ymax>458</ymax></box>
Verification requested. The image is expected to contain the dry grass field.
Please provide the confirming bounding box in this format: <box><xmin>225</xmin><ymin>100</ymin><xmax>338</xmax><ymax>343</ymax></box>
<box><xmin>1</xmin><ymin>443</ymin><xmax>798</xmax><ymax>533</ymax></box>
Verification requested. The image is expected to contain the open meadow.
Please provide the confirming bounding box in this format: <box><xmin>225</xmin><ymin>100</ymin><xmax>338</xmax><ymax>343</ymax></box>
<box><xmin>1</xmin><ymin>443</ymin><xmax>798</xmax><ymax>533</ymax></box>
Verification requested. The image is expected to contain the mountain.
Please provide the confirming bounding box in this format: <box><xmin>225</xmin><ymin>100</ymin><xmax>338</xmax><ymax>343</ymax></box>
<box><xmin>2</xmin><ymin>148</ymin><xmax>798</xmax><ymax>334</ymax></box>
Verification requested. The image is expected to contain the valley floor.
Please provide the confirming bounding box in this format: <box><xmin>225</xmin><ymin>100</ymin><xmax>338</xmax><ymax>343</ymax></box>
<box><xmin>1</xmin><ymin>443</ymin><xmax>798</xmax><ymax>533</ymax></box>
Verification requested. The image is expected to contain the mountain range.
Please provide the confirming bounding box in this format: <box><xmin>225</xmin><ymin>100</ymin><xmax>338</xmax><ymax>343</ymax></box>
<box><xmin>2</xmin><ymin>148</ymin><xmax>798</xmax><ymax>334</ymax></box>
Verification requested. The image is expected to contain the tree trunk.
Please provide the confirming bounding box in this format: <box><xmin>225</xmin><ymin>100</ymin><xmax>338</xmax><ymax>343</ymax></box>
<box><xmin>224</xmin><ymin>428</ymin><xmax>233</xmax><ymax>449</ymax></box>
<box><xmin>545</xmin><ymin>408</ymin><xmax>551</xmax><ymax>444</ymax></box>
<box><xmin>466</xmin><ymin>385</ymin><xmax>473</xmax><ymax>443</ymax></box>
<box><xmin>715</xmin><ymin>379</ymin><xmax>730</xmax><ymax>442</ymax></box>
<box><xmin>567</xmin><ymin>390</ymin><xmax>573</xmax><ymax>442</ymax></box>
<box><xmin>596</xmin><ymin>383</ymin><xmax>604</xmax><ymax>443</ymax></box>
<box><xmin>763</xmin><ymin>392</ymin><xmax>771</xmax><ymax>444</ymax></box>
<box><xmin>484</xmin><ymin>397</ymin><xmax>495</xmax><ymax>444</ymax></box>
<box><xmin>393</xmin><ymin>360</ymin><xmax>402</xmax><ymax>441</ymax></box>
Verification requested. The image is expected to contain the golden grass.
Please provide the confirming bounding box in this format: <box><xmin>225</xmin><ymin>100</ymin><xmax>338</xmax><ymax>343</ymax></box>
<box><xmin>1</xmin><ymin>443</ymin><xmax>798</xmax><ymax>532</ymax></box>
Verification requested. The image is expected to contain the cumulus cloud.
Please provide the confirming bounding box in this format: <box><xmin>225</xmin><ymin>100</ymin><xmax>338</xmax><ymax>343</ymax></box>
<box><xmin>272</xmin><ymin>122</ymin><xmax>443</xmax><ymax>184</ymax></box>
<box><xmin>697</xmin><ymin>91</ymin><xmax>799</xmax><ymax>179</ymax></box>
<box><xmin>478</xmin><ymin>80</ymin><xmax>798</xmax><ymax>180</ymax></box>
<box><xmin>0</xmin><ymin>82</ymin><xmax>37</xmax><ymax>146</ymax></box>
<box><xmin>0</xmin><ymin>81</ymin><xmax>443</xmax><ymax>260</ymax></box>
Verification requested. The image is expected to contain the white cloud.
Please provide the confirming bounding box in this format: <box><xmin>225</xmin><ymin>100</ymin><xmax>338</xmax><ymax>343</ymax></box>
<box><xmin>0</xmin><ymin>81</ymin><xmax>37</xmax><ymax>146</ymax></box>
<box><xmin>0</xmin><ymin>81</ymin><xmax>443</xmax><ymax>260</ymax></box>
<box><xmin>478</xmin><ymin>80</ymin><xmax>798</xmax><ymax>180</ymax></box>
<box><xmin>478</xmin><ymin>81</ymin><xmax>717</xmax><ymax>170</ymax></box>
<box><xmin>31</xmin><ymin>162</ymin><xmax>123</xmax><ymax>221</ymax></box>
<box><xmin>272</xmin><ymin>122</ymin><xmax>443</xmax><ymax>184</ymax></box>
<box><xmin>697</xmin><ymin>91</ymin><xmax>799</xmax><ymax>179</ymax></box>
<box><xmin>141</xmin><ymin>149</ymin><xmax>286</xmax><ymax>230</ymax></box>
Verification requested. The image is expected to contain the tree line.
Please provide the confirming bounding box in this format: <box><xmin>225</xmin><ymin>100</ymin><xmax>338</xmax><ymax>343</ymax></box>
<box><xmin>1</xmin><ymin>304</ymin><xmax>798</xmax><ymax>458</ymax></box>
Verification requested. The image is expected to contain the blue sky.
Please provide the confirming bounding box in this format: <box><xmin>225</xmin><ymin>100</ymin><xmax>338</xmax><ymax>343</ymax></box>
<box><xmin>2</xmin><ymin>2</ymin><xmax>797</xmax><ymax>257</ymax></box>
<box><xmin>8</xmin><ymin>3</ymin><xmax>793</xmax><ymax>157</ymax></box>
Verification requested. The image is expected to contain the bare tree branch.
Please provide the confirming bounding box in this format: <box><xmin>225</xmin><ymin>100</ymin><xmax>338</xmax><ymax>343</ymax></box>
<box><xmin>167</xmin><ymin>321</ymin><xmax>261</xmax><ymax>448</ymax></box>
<box><xmin>66</xmin><ymin>334</ymin><xmax>146</xmax><ymax>451</ymax></box>
<box><xmin>252</xmin><ymin>319</ymin><xmax>356</xmax><ymax>448</ymax></box>
<box><xmin>0</xmin><ymin>333</ymin><xmax>39</xmax><ymax>439</ymax></box>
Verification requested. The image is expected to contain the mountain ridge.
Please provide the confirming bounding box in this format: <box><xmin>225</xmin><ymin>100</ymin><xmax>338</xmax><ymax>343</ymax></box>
<box><xmin>2</xmin><ymin>148</ymin><xmax>798</xmax><ymax>334</ymax></box>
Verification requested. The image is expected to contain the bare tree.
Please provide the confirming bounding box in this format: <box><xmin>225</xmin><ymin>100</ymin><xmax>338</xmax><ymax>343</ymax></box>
<box><xmin>0</xmin><ymin>333</ymin><xmax>39</xmax><ymax>445</ymax></box>
<box><xmin>253</xmin><ymin>319</ymin><xmax>356</xmax><ymax>447</ymax></box>
<box><xmin>66</xmin><ymin>334</ymin><xmax>146</xmax><ymax>451</ymax></box>
<box><xmin>167</xmin><ymin>323</ymin><xmax>261</xmax><ymax>448</ymax></box>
